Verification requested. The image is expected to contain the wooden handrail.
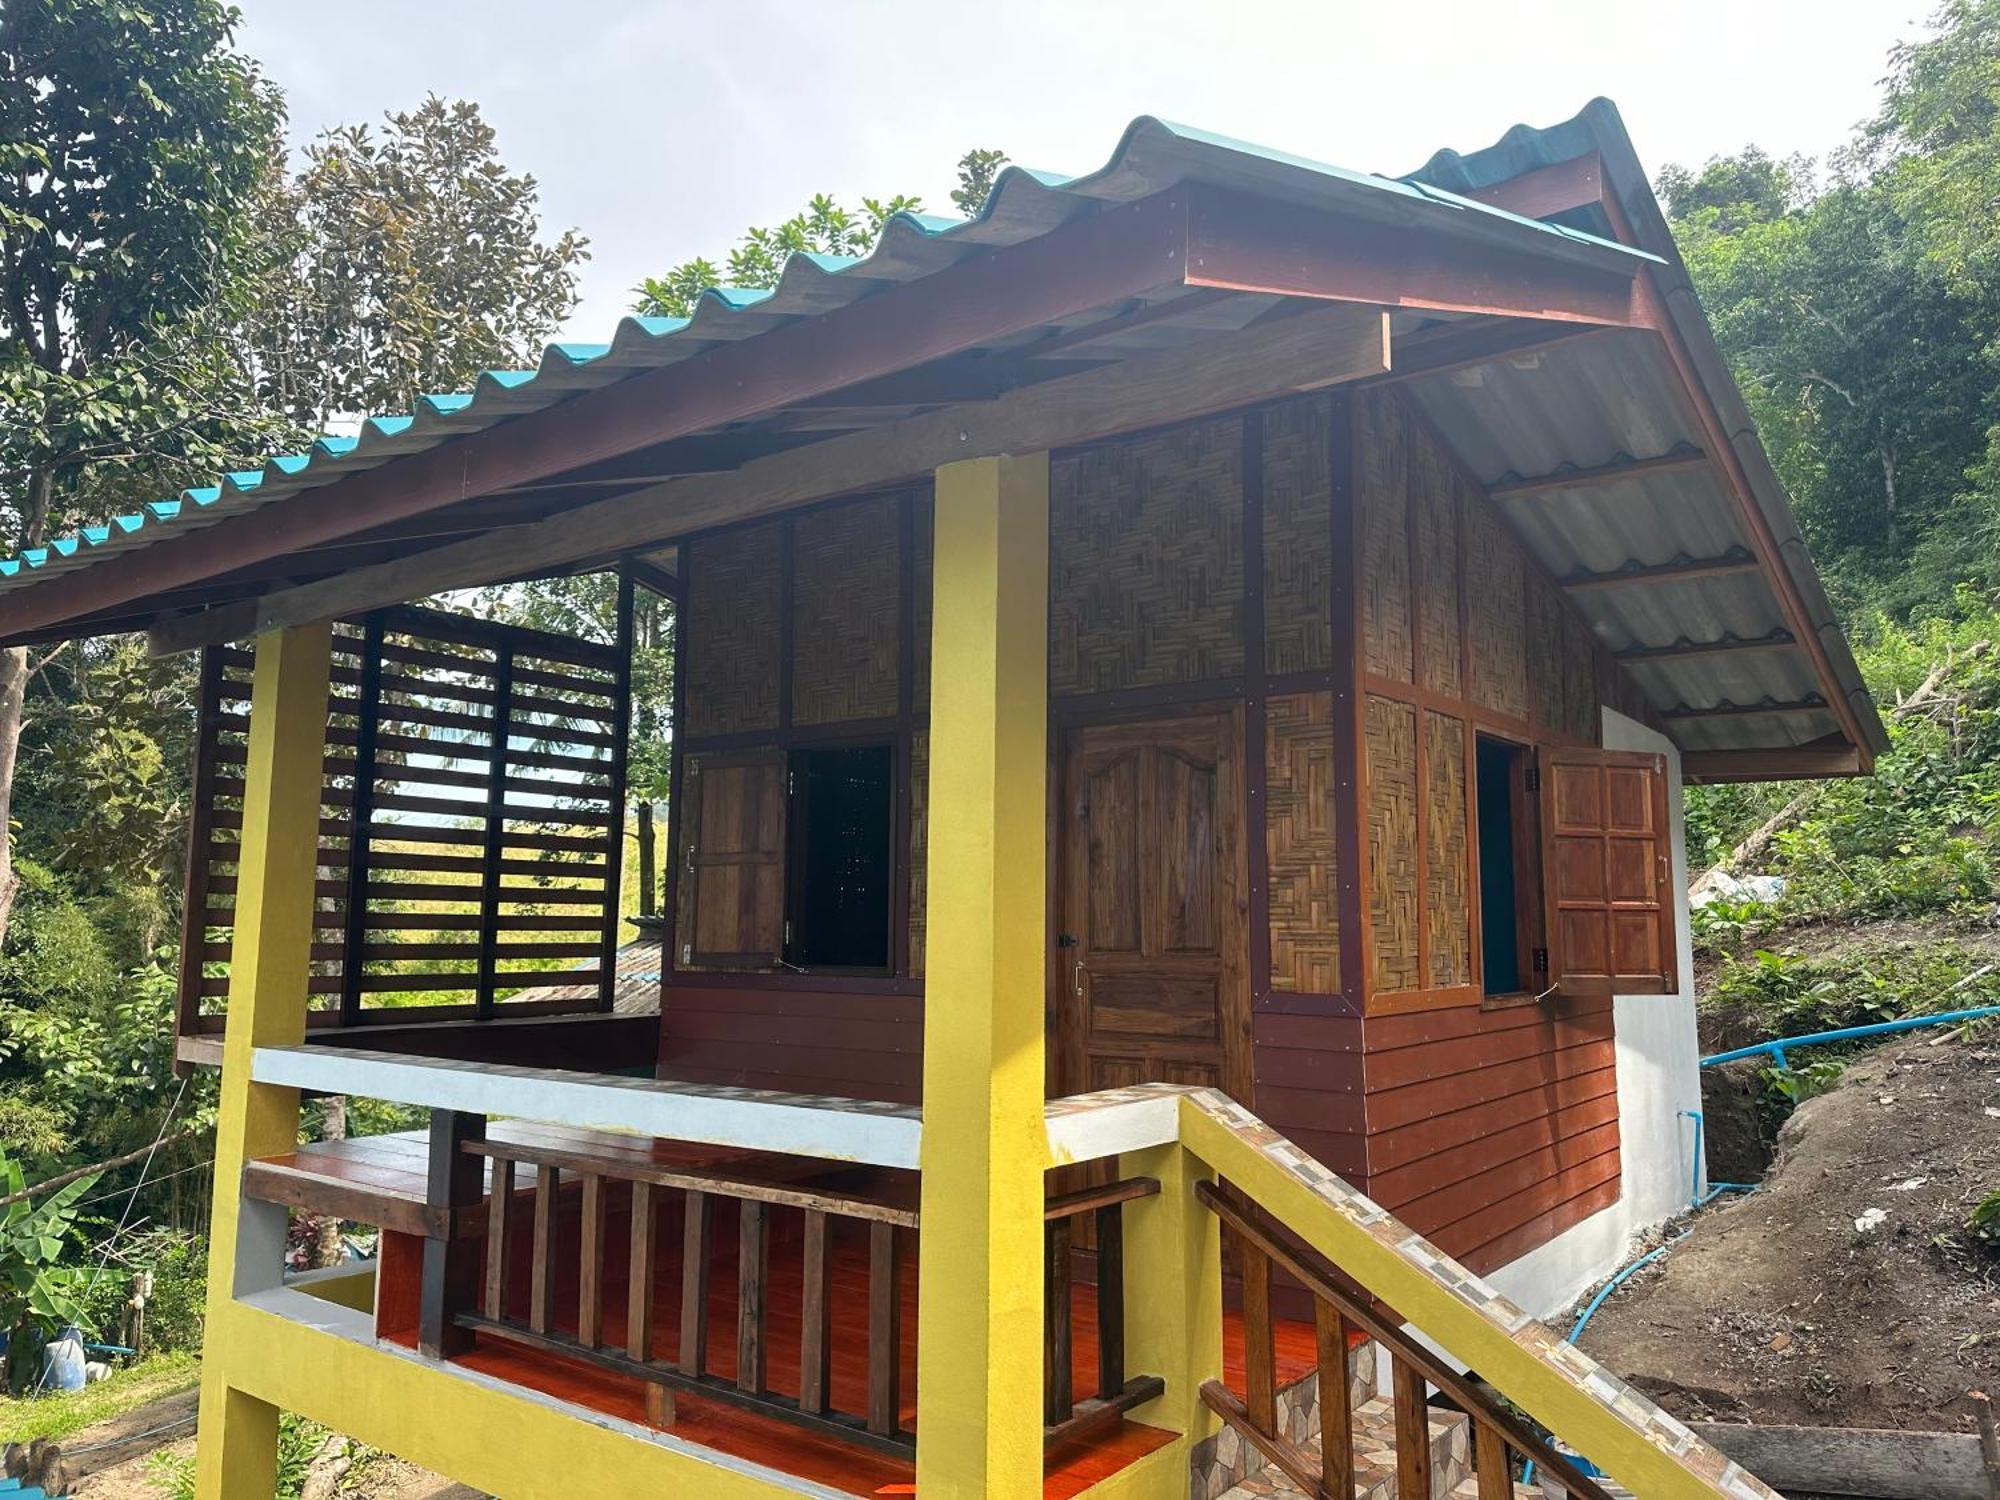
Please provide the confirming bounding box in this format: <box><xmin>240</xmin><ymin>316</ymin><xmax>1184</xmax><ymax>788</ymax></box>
<box><xmin>1195</xmin><ymin>1178</ymin><xmax>1615</xmax><ymax>1500</ymax></box>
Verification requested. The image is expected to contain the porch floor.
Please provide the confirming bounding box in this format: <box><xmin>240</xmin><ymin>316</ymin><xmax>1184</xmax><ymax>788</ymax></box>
<box><xmin>289</xmin><ymin>1126</ymin><xmax>1320</xmax><ymax>1497</ymax></box>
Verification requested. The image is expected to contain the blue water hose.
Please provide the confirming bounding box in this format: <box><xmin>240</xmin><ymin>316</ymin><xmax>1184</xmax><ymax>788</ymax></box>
<box><xmin>1701</xmin><ymin>1003</ymin><xmax>2000</xmax><ymax>1069</ymax></box>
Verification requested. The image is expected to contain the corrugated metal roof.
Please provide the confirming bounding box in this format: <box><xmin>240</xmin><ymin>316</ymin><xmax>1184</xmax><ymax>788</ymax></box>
<box><xmin>0</xmin><ymin>115</ymin><xmax>1655</xmax><ymax>593</ymax></box>
<box><xmin>1403</xmin><ymin>99</ymin><xmax>1888</xmax><ymax>758</ymax></box>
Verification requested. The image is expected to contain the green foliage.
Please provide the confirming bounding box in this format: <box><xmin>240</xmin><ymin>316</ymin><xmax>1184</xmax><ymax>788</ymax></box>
<box><xmin>633</xmin><ymin>145</ymin><xmax>1007</xmax><ymax>317</ymax></box>
<box><xmin>1690</xmin><ymin>896</ymin><xmax>1779</xmax><ymax>956</ymax></box>
<box><xmin>1761</xmin><ymin>1056</ymin><xmax>1848</xmax><ymax>1105</ymax></box>
<box><xmin>1970</xmin><ymin>1188</ymin><xmax>2000</xmax><ymax>1245</ymax></box>
<box><xmin>243</xmin><ymin>95</ymin><xmax>588</xmax><ymax>432</ymax></box>
<box><xmin>0</xmin><ymin>1145</ymin><xmax>99</xmax><ymax>1353</ymax></box>
<box><xmin>1707</xmin><ymin>938</ymin><xmax>2000</xmax><ymax>1037</ymax></box>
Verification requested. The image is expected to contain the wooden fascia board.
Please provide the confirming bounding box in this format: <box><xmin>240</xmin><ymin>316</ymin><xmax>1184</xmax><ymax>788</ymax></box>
<box><xmin>150</xmin><ymin>301</ymin><xmax>1391</xmax><ymax>655</ymax></box>
<box><xmin>1181</xmin><ymin>183</ymin><xmax>1648</xmax><ymax>327</ymax></box>
<box><xmin>1456</xmin><ymin>151</ymin><xmax>1611</xmax><ymax>227</ymax></box>
<box><xmin>1681</xmin><ymin>742</ymin><xmax>1864</xmax><ymax>783</ymax></box>
<box><xmin>0</xmin><ymin>188</ymin><xmax>1196</xmax><ymax>646</ymax></box>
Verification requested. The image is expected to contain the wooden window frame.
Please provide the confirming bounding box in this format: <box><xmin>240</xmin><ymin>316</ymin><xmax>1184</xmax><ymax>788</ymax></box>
<box><xmin>1471</xmin><ymin>729</ymin><xmax>1550</xmax><ymax>1012</ymax></box>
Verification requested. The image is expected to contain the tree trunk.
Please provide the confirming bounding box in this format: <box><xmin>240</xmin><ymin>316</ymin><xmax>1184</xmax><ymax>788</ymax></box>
<box><xmin>0</xmin><ymin>642</ymin><xmax>31</xmax><ymax>952</ymax></box>
<box><xmin>636</xmin><ymin>800</ymin><xmax>657</xmax><ymax>916</ymax></box>
<box><xmin>308</xmin><ymin>1095</ymin><xmax>348</xmax><ymax>1270</ymax></box>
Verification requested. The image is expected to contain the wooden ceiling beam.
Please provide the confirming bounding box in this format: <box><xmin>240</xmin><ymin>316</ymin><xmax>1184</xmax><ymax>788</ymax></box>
<box><xmin>1616</xmin><ymin>630</ymin><xmax>1794</xmax><ymax>663</ymax></box>
<box><xmin>1488</xmin><ymin>447</ymin><xmax>1708</xmax><ymax>501</ymax></box>
<box><xmin>1682</xmin><ymin>739</ymin><xmax>1864</xmax><ymax>783</ymax></box>
<box><xmin>1560</xmin><ymin>550</ymin><xmax>1761</xmax><ymax>591</ymax></box>
<box><xmin>1659</xmin><ymin>697</ymin><xmax>1829</xmax><ymax>721</ymax></box>
<box><xmin>148</xmin><ymin>300</ymin><xmax>1391</xmax><ymax>655</ymax></box>
<box><xmin>1456</xmin><ymin>152</ymin><xmax>1612</xmax><ymax>227</ymax></box>
<box><xmin>2</xmin><ymin>187</ymin><xmax>1196</xmax><ymax>646</ymax></box>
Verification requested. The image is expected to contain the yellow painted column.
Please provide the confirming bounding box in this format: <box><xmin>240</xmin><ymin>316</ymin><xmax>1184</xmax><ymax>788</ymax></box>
<box><xmin>915</xmin><ymin>453</ymin><xmax>1051</xmax><ymax>1500</ymax></box>
<box><xmin>1121</xmin><ymin>1143</ymin><xmax>1223</xmax><ymax>1466</ymax></box>
<box><xmin>194</xmin><ymin>622</ymin><xmax>333</xmax><ymax>1500</ymax></box>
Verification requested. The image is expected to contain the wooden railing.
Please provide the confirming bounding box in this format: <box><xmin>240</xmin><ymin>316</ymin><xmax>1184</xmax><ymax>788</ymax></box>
<box><xmin>410</xmin><ymin>1109</ymin><xmax>1165</xmax><ymax>1460</ymax></box>
<box><xmin>1195</xmin><ymin>1179</ymin><xmax>1616</xmax><ymax>1500</ymax></box>
<box><xmin>1043</xmin><ymin>1177</ymin><xmax>1165</xmax><ymax>1449</ymax></box>
<box><xmin>417</xmin><ymin>1109</ymin><xmax>916</xmax><ymax>1453</ymax></box>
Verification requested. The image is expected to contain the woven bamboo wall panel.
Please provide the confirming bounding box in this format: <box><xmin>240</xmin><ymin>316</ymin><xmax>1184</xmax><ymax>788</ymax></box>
<box><xmin>911</xmin><ymin>494</ymin><xmax>933</xmax><ymax>719</ymax></box>
<box><xmin>1261</xmin><ymin>397</ymin><xmax>1334</xmax><ymax>676</ymax></box>
<box><xmin>791</xmin><ymin>495</ymin><xmax>901</xmax><ymax>726</ymax></box>
<box><xmin>1528</xmin><ymin>571</ymin><xmax>1568</xmax><ymax>737</ymax></box>
<box><xmin>1358</xmin><ymin>392</ymin><xmax>1413</xmax><ymax>684</ymax></box>
<box><xmin>1424</xmin><ymin>710</ymin><xmax>1472</xmax><ymax>989</ymax></box>
<box><xmin>685</xmin><ymin>521</ymin><xmax>782</xmax><ymax>738</ymax></box>
<box><xmin>1366</xmin><ymin>694</ymin><xmax>1421</xmax><ymax>993</ymax></box>
<box><xmin>1564</xmin><ymin>611</ymin><xmax>1602</xmax><ymax>747</ymax></box>
<box><xmin>908</xmin><ymin>727</ymin><xmax>929</xmax><ymax>979</ymax></box>
<box><xmin>1050</xmin><ymin>417</ymin><xmax>1246</xmax><ymax>695</ymax></box>
<box><xmin>1265</xmin><ymin>691</ymin><xmax>1338</xmax><ymax>992</ymax></box>
<box><xmin>1464</xmin><ymin>496</ymin><xmax>1529</xmax><ymax>721</ymax></box>
<box><xmin>1414</xmin><ymin>438</ymin><xmax>1464</xmax><ymax>699</ymax></box>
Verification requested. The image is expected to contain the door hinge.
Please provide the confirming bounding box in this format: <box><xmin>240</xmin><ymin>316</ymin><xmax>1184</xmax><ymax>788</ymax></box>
<box><xmin>1532</xmin><ymin>947</ymin><xmax>1550</xmax><ymax>975</ymax></box>
<box><xmin>1525</xmin><ymin>767</ymin><xmax>1542</xmax><ymax>793</ymax></box>
<box><xmin>681</xmin><ymin>943</ymin><xmax>692</xmax><ymax>965</ymax></box>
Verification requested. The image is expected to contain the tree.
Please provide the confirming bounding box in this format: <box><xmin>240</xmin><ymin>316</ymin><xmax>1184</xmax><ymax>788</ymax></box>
<box><xmin>633</xmin><ymin>146</ymin><xmax>1007</xmax><ymax>318</ymax></box>
<box><xmin>0</xmin><ymin>0</ymin><xmax>285</xmax><ymax>950</ymax></box>
<box><xmin>241</xmin><ymin>96</ymin><xmax>589</xmax><ymax>432</ymax></box>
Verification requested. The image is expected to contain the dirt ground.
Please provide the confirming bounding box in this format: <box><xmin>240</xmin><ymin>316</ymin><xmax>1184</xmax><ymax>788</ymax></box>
<box><xmin>73</xmin><ymin>1437</ymin><xmax>485</xmax><ymax>1500</ymax></box>
<box><xmin>1574</xmin><ymin>1028</ymin><xmax>2000</xmax><ymax>1432</ymax></box>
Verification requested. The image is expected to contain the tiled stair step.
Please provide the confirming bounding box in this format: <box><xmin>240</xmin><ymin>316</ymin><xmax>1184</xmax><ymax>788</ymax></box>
<box><xmin>1215</xmin><ymin>1397</ymin><xmax>1470</xmax><ymax>1500</ymax></box>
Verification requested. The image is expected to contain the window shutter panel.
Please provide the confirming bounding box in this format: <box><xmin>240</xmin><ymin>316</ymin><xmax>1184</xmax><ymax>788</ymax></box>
<box><xmin>1537</xmin><ymin>748</ymin><xmax>1675</xmax><ymax>997</ymax></box>
<box><xmin>681</xmin><ymin>751</ymin><xmax>787</xmax><ymax>968</ymax></box>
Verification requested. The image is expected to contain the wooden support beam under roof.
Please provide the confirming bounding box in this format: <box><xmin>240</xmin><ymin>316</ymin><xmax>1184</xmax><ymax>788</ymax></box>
<box><xmin>1182</xmin><ymin>183</ymin><xmax>1650</xmax><ymax>327</ymax></box>
<box><xmin>1559</xmin><ymin>550</ymin><xmax>1762</xmax><ymax>591</ymax></box>
<box><xmin>148</xmin><ymin>301</ymin><xmax>1391</xmax><ymax>655</ymax></box>
<box><xmin>1615</xmin><ymin>629</ymin><xmax>1794</xmax><ymax>662</ymax></box>
<box><xmin>1659</xmin><ymin>697</ymin><xmax>1829</xmax><ymax>721</ymax></box>
<box><xmin>1682</xmin><ymin>738</ymin><xmax>1865</xmax><ymax>782</ymax></box>
<box><xmin>1457</xmin><ymin>151</ymin><xmax>1612</xmax><ymax>227</ymax></box>
<box><xmin>1488</xmin><ymin>446</ymin><xmax>1708</xmax><ymax>500</ymax></box>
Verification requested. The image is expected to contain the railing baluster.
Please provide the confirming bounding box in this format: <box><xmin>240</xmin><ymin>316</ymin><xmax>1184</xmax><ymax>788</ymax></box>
<box><xmin>482</xmin><ymin>1154</ymin><xmax>513</xmax><ymax>1321</ymax></box>
<box><xmin>867</xmin><ymin>1221</ymin><xmax>901</xmax><ymax>1437</ymax></box>
<box><xmin>627</xmin><ymin>1180</ymin><xmax>655</xmax><ymax>1362</ymax></box>
<box><xmin>1240</xmin><ymin>1230</ymin><xmax>1277</xmax><ymax>1435</ymax></box>
<box><xmin>1094</xmin><ymin>1201</ymin><xmax>1125</xmax><ymax>1399</ymax></box>
<box><xmin>737</xmin><ymin>1199</ymin><xmax>768</xmax><ymax>1395</ymax></box>
<box><xmin>1391</xmin><ymin>1356</ymin><xmax>1432</xmax><ymax>1500</ymax></box>
<box><xmin>679</xmin><ymin>1188</ymin><xmax>709</xmax><ymax>1376</ymax></box>
<box><xmin>1315</xmin><ymin>1300</ymin><xmax>1353</xmax><ymax>1500</ymax></box>
<box><xmin>419</xmin><ymin>1109</ymin><xmax>484</xmax><ymax>1360</ymax></box>
<box><xmin>1475</xmin><ymin>1418</ymin><xmax>1512</xmax><ymax>1500</ymax></box>
<box><xmin>577</xmin><ymin>1172</ymin><xmax>606</xmax><ymax>1348</ymax></box>
<box><xmin>529</xmin><ymin>1163</ymin><xmax>559</xmax><ymax>1336</ymax></box>
<box><xmin>800</xmin><ymin>1209</ymin><xmax>831</xmax><ymax>1416</ymax></box>
<box><xmin>1044</xmin><ymin>1214</ymin><xmax>1074</xmax><ymax>1424</ymax></box>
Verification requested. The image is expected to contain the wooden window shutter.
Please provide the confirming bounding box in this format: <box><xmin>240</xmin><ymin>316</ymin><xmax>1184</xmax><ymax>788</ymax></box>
<box><xmin>680</xmin><ymin>750</ymin><xmax>787</xmax><ymax>968</ymax></box>
<box><xmin>1537</xmin><ymin>748</ymin><xmax>1676</xmax><ymax>997</ymax></box>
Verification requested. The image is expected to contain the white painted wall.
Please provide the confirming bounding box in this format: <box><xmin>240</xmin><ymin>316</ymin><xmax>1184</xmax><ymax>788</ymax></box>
<box><xmin>1481</xmin><ymin>708</ymin><xmax>1706</xmax><ymax>1323</ymax></box>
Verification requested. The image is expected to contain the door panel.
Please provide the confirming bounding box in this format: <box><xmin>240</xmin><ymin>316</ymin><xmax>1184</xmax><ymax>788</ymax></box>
<box><xmin>1056</xmin><ymin>709</ymin><xmax>1247</xmax><ymax>1105</ymax></box>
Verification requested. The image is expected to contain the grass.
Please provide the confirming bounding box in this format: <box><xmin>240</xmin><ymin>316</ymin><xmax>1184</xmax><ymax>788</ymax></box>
<box><xmin>0</xmin><ymin>1352</ymin><xmax>199</xmax><ymax>1448</ymax></box>
<box><xmin>0</xmin><ymin>1351</ymin><xmax>199</xmax><ymax>1445</ymax></box>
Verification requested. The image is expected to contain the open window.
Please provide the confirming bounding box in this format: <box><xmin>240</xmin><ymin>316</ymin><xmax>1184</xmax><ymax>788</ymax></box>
<box><xmin>677</xmin><ymin>743</ymin><xmax>896</xmax><ymax>974</ymax></box>
<box><xmin>1475</xmin><ymin>735</ymin><xmax>1545</xmax><ymax>999</ymax></box>
<box><xmin>784</xmin><ymin>744</ymin><xmax>894</xmax><ymax>971</ymax></box>
<box><xmin>1537</xmin><ymin>748</ymin><xmax>1676</xmax><ymax>997</ymax></box>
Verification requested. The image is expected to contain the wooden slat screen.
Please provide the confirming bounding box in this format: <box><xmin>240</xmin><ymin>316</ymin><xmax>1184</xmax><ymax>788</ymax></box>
<box><xmin>176</xmin><ymin>601</ymin><xmax>631</xmax><ymax>1038</ymax></box>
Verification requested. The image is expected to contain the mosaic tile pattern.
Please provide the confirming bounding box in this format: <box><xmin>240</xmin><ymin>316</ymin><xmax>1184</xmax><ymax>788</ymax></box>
<box><xmin>1182</xmin><ymin>1090</ymin><xmax>1782</xmax><ymax>1500</ymax></box>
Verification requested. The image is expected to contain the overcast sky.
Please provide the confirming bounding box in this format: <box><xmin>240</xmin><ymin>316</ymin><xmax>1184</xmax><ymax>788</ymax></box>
<box><xmin>235</xmin><ymin>1</ymin><xmax>1929</xmax><ymax>340</ymax></box>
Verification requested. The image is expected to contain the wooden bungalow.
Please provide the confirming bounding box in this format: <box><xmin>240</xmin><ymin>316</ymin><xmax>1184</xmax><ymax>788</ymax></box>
<box><xmin>0</xmin><ymin>101</ymin><xmax>1877</xmax><ymax>1500</ymax></box>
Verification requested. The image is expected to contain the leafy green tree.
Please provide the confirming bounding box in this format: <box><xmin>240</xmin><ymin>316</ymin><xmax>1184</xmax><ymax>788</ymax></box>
<box><xmin>0</xmin><ymin>0</ymin><xmax>285</xmax><ymax>948</ymax></box>
<box><xmin>242</xmin><ymin>96</ymin><xmax>589</xmax><ymax>431</ymax></box>
<box><xmin>951</xmin><ymin>148</ymin><xmax>1010</xmax><ymax>215</ymax></box>
<box><xmin>0</xmin><ymin>1146</ymin><xmax>99</xmax><ymax>1372</ymax></box>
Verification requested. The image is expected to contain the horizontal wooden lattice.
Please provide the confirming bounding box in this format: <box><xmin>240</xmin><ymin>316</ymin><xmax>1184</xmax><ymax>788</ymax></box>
<box><xmin>176</xmin><ymin>603</ymin><xmax>629</xmax><ymax>1037</ymax></box>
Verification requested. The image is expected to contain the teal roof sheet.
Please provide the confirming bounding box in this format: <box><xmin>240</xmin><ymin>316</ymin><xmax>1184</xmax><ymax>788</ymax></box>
<box><xmin>0</xmin><ymin>114</ymin><xmax>1661</xmax><ymax>596</ymax></box>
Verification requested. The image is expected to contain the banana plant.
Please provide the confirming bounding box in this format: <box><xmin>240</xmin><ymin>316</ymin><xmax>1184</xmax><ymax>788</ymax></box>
<box><xmin>0</xmin><ymin>1147</ymin><xmax>100</xmax><ymax>1339</ymax></box>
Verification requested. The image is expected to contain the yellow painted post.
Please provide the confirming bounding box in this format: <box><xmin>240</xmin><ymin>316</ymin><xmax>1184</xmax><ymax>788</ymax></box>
<box><xmin>915</xmin><ymin>453</ymin><xmax>1051</xmax><ymax>1500</ymax></box>
<box><xmin>1120</xmin><ymin>1142</ymin><xmax>1222</xmax><ymax>1451</ymax></box>
<box><xmin>194</xmin><ymin>622</ymin><xmax>333</xmax><ymax>1500</ymax></box>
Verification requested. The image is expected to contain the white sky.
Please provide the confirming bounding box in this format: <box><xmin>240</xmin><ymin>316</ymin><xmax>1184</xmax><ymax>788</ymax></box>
<box><xmin>236</xmin><ymin>0</ymin><xmax>1929</xmax><ymax>340</ymax></box>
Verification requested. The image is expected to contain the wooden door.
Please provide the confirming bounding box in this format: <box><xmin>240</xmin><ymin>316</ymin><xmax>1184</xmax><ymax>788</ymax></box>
<box><xmin>1055</xmin><ymin>709</ymin><xmax>1249</xmax><ymax>1102</ymax></box>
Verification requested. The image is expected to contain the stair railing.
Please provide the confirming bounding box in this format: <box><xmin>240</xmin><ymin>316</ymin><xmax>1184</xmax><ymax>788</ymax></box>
<box><xmin>1197</xmin><ymin>1179</ymin><xmax>1613</xmax><ymax>1499</ymax></box>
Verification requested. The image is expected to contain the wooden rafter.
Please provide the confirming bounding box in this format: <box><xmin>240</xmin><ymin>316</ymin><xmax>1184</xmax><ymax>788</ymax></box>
<box><xmin>1487</xmin><ymin>446</ymin><xmax>1708</xmax><ymax>501</ymax></box>
<box><xmin>1659</xmin><ymin>697</ymin><xmax>1829</xmax><ymax>721</ymax></box>
<box><xmin>1615</xmin><ymin>629</ymin><xmax>1794</xmax><ymax>662</ymax></box>
<box><xmin>1559</xmin><ymin>550</ymin><xmax>1761</xmax><ymax>591</ymax></box>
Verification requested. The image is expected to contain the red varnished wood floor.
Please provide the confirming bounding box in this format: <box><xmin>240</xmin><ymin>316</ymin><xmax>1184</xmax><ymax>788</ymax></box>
<box><xmin>334</xmin><ymin>1130</ymin><xmax>1316</xmax><ymax>1498</ymax></box>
